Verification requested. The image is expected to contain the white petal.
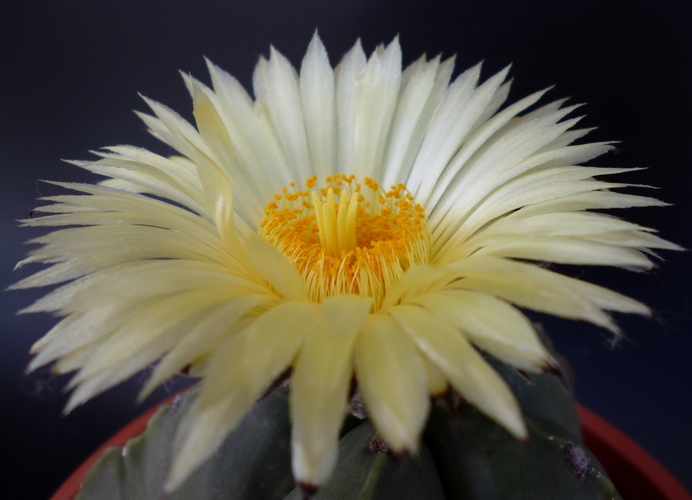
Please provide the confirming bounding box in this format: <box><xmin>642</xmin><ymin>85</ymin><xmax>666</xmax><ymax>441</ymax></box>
<box><xmin>300</xmin><ymin>33</ymin><xmax>336</xmax><ymax>178</ymax></box>
<box><xmin>335</xmin><ymin>39</ymin><xmax>367</xmax><ymax>173</ymax></box>
<box><xmin>290</xmin><ymin>295</ymin><xmax>371</xmax><ymax>487</ymax></box>
<box><xmin>353</xmin><ymin>37</ymin><xmax>402</xmax><ymax>181</ymax></box>
<box><xmin>189</xmin><ymin>77</ymin><xmax>267</xmax><ymax>235</ymax></box>
<box><xmin>405</xmin><ymin>62</ymin><xmax>482</xmax><ymax>197</ymax></box>
<box><xmin>139</xmin><ymin>96</ymin><xmax>217</xmax><ymax>166</ymax></box>
<box><xmin>391</xmin><ymin>305</ymin><xmax>526</xmax><ymax>439</ymax></box>
<box><xmin>432</xmin><ymin>107</ymin><xmax>586</xmax><ymax>259</ymax></box>
<box><xmin>65</xmin><ymin>286</ymin><xmax>257</xmax><ymax>403</ymax></box>
<box><xmin>444</xmin><ymin>256</ymin><xmax>648</xmax><ymax>332</ymax></box>
<box><xmin>140</xmin><ymin>294</ymin><xmax>277</xmax><ymax>399</ymax></box>
<box><xmin>381</xmin><ymin>54</ymin><xmax>439</xmax><ymax>187</ymax></box>
<box><xmin>206</xmin><ymin>59</ymin><xmax>293</xmax><ymax>215</ymax></box>
<box><xmin>442</xmin><ymin>167</ymin><xmax>636</xmax><ymax>245</ymax></box>
<box><xmin>255</xmin><ymin>46</ymin><xmax>312</xmax><ymax>180</ymax></box>
<box><xmin>474</xmin><ymin>236</ymin><xmax>652</xmax><ymax>268</ymax></box>
<box><xmin>384</xmin><ymin>55</ymin><xmax>456</xmax><ymax>188</ymax></box>
<box><xmin>425</xmin><ymin>87</ymin><xmax>550</xmax><ymax>223</ymax></box>
<box><xmin>380</xmin><ymin>264</ymin><xmax>451</xmax><ymax>311</ymax></box>
<box><xmin>167</xmin><ymin>299</ymin><xmax>318</xmax><ymax>490</ymax></box>
<box><xmin>409</xmin><ymin>290</ymin><xmax>554</xmax><ymax>371</ymax></box>
<box><xmin>355</xmin><ymin>313</ymin><xmax>429</xmax><ymax>452</ymax></box>
<box><xmin>412</xmin><ymin>65</ymin><xmax>511</xmax><ymax>204</ymax></box>
<box><xmin>93</xmin><ymin>145</ymin><xmax>203</xmax><ymax>200</ymax></box>
<box><xmin>244</xmin><ymin>236</ymin><xmax>308</xmax><ymax>301</ymax></box>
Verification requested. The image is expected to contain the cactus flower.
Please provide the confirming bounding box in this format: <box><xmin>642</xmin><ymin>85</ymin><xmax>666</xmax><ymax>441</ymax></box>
<box><xmin>15</xmin><ymin>34</ymin><xmax>677</xmax><ymax>493</ymax></box>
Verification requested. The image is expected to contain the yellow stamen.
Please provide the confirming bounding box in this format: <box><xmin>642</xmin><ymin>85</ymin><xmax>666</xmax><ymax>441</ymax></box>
<box><xmin>260</xmin><ymin>174</ymin><xmax>430</xmax><ymax>309</ymax></box>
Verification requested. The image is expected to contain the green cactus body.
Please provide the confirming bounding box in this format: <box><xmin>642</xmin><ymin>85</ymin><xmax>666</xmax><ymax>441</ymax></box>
<box><xmin>76</xmin><ymin>354</ymin><xmax>620</xmax><ymax>500</ymax></box>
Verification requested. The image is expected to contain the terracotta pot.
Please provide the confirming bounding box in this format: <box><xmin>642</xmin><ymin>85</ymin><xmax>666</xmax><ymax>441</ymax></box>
<box><xmin>577</xmin><ymin>406</ymin><xmax>691</xmax><ymax>500</ymax></box>
<box><xmin>52</xmin><ymin>400</ymin><xmax>691</xmax><ymax>500</ymax></box>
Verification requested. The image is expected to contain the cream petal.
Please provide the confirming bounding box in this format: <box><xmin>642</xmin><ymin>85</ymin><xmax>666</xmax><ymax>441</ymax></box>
<box><xmin>454</xmin><ymin>209</ymin><xmax>680</xmax><ymax>262</ymax></box>
<box><xmin>353</xmin><ymin>37</ymin><xmax>402</xmax><ymax>181</ymax></box>
<box><xmin>290</xmin><ymin>295</ymin><xmax>371</xmax><ymax>487</ymax></box>
<box><xmin>196</xmin><ymin>300</ymin><xmax>318</xmax><ymax>409</ymax></box>
<box><xmin>190</xmin><ymin>77</ymin><xmax>267</xmax><ymax>235</ymax></box>
<box><xmin>443</xmin><ymin>167</ymin><xmax>638</xmax><ymax>245</ymax></box>
<box><xmin>257</xmin><ymin>46</ymin><xmax>312</xmax><ymax>180</ymax></box>
<box><xmin>355</xmin><ymin>313</ymin><xmax>429</xmax><ymax>452</ymax></box>
<box><xmin>588</xmin><ymin>230</ymin><xmax>682</xmax><ymax>251</ymax></box>
<box><xmin>380</xmin><ymin>264</ymin><xmax>451</xmax><ymax>311</ymax></box>
<box><xmin>244</xmin><ymin>236</ymin><xmax>308</xmax><ymax>301</ymax></box>
<box><xmin>473</xmin><ymin>237</ymin><xmax>653</xmax><ymax>268</ymax></box>
<box><xmin>335</xmin><ymin>39</ymin><xmax>367</xmax><ymax>173</ymax></box>
<box><xmin>516</xmin><ymin>190</ymin><xmax>669</xmax><ymax>217</ymax></box>
<box><xmin>405</xmin><ymin>62</ymin><xmax>482</xmax><ymax>197</ymax></box>
<box><xmin>205</xmin><ymin>58</ymin><xmax>293</xmax><ymax>206</ymax></box>
<box><xmin>166</xmin><ymin>397</ymin><xmax>240</xmax><ymax>492</ymax></box>
<box><xmin>20</xmin><ymin>186</ymin><xmax>221</xmax><ymax>252</ymax></box>
<box><xmin>412</xmin><ymin>65</ymin><xmax>511</xmax><ymax>205</ymax></box>
<box><xmin>140</xmin><ymin>294</ymin><xmax>277</xmax><ymax>400</ymax></box>
<box><xmin>167</xmin><ymin>299</ymin><xmax>318</xmax><ymax>490</ymax></box>
<box><xmin>139</xmin><ymin>96</ymin><xmax>217</xmax><ymax>166</ymax></box>
<box><xmin>28</xmin><ymin>311</ymin><xmax>117</xmax><ymax>372</ymax></box>
<box><xmin>432</xmin><ymin>108</ymin><xmax>586</xmax><ymax>259</ymax></box>
<box><xmin>424</xmin><ymin>355</ymin><xmax>448</xmax><ymax>395</ymax></box>
<box><xmin>381</xmin><ymin>54</ymin><xmax>440</xmax><ymax>187</ymax></box>
<box><xmin>444</xmin><ymin>256</ymin><xmax>649</xmax><ymax>332</ymax></box>
<box><xmin>410</xmin><ymin>290</ymin><xmax>554</xmax><ymax>371</ymax></box>
<box><xmin>26</xmin><ymin>224</ymin><xmax>238</xmax><ymax>271</ymax></box>
<box><xmin>391</xmin><ymin>304</ymin><xmax>526</xmax><ymax>439</ymax></box>
<box><xmin>471</xmin><ymin>210</ymin><xmax>654</xmax><ymax>242</ymax></box>
<box><xmin>88</xmin><ymin>146</ymin><xmax>204</xmax><ymax>200</ymax></box>
<box><xmin>385</xmin><ymin>55</ymin><xmax>456</xmax><ymax>188</ymax></box>
<box><xmin>65</xmin><ymin>286</ymin><xmax>255</xmax><ymax>395</ymax></box>
<box><xmin>300</xmin><ymin>33</ymin><xmax>336</xmax><ymax>178</ymax></box>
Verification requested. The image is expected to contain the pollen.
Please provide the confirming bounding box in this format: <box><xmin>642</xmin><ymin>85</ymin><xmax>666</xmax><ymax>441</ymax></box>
<box><xmin>259</xmin><ymin>174</ymin><xmax>430</xmax><ymax>309</ymax></box>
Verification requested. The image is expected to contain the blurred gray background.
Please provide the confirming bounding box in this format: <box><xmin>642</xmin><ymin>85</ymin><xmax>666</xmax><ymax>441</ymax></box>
<box><xmin>1</xmin><ymin>1</ymin><xmax>690</xmax><ymax>497</ymax></box>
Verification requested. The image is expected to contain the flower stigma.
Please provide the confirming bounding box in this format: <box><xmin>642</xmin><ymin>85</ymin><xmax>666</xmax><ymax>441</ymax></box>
<box><xmin>260</xmin><ymin>174</ymin><xmax>430</xmax><ymax>308</ymax></box>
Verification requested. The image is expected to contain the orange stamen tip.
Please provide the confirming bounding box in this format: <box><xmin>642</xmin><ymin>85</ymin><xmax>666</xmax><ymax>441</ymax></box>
<box><xmin>259</xmin><ymin>174</ymin><xmax>430</xmax><ymax>309</ymax></box>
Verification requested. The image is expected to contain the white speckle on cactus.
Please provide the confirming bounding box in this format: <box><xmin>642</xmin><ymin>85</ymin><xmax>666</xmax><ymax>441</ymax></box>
<box><xmin>562</xmin><ymin>442</ymin><xmax>591</xmax><ymax>479</ymax></box>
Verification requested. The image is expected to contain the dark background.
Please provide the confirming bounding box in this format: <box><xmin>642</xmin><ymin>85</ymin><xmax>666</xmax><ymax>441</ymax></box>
<box><xmin>1</xmin><ymin>1</ymin><xmax>690</xmax><ymax>497</ymax></box>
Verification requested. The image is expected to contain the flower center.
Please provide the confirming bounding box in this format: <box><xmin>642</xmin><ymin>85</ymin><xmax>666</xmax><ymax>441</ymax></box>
<box><xmin>259</xmin><ymin>174</ymin><xmax>430</xmax><ymax>309</ymax></box>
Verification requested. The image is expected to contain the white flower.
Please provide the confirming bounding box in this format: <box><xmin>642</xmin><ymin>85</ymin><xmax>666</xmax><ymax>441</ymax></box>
<box><xmin>14</xmin><ymin>34</ymin><xmax>678</xmax><ymax>492</ymax></box>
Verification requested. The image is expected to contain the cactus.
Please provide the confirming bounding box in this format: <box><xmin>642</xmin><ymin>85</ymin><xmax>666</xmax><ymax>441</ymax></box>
<box><xmin>75</xmin><ymin>350</ymin><xmax>619</xmax><ymax>500</ymax></box>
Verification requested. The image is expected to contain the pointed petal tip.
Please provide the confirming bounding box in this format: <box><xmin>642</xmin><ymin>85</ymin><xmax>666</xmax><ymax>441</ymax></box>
<box><xmin>23</xmin><ymin>362</ymin><xmax>37</xmax><ymax>375</ymax></box>
<box><xmin>163</xmin><ymin>478</ymin><xmax>180</xmax><ymax>496</ymax></box>
<box><xmin>204</xmin><ymin>56</ymin><xmax>223</xmax><ymax>76</ymax></box>
<box><xmin>511</xmin><ymin>416</ymin><xmax>529</xmax><ymax>441</ymax></box>
<box><xmin>542</xmin><ymin>354</ymin><xmax>561</xmax><ymax>372</ymax></box>
<box><xmin>133</xmin><ymin>109</ymin><xmax>153</xmax><ymax>121</ymax></box>
<box><xmin>136</xmin><ymin>383</ymin><xmax>156</xmax><ymax>405</ymax></box>
<box><xmin>298</xmin><ymin>482</ymin><xmax>320</xmax><ymax>500</ymax></box>
<box><xmin>62</xmin><ymin>395</ymin><xmax>82</xmax><ymax>416</ymax></box>
<box><xmin>369</xmin><ymin>431</ymin><xmax>417</xmax><ymax>456</ymax></box>
<box><xmin>137</xmin><ymin>92</ymin><xmax>153</xmax><ymax>105</ymax></box>
<box><xmin>542</xmin><ymin>359</ymin><xmax>573</xmax><ymax>389</ymax></box>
